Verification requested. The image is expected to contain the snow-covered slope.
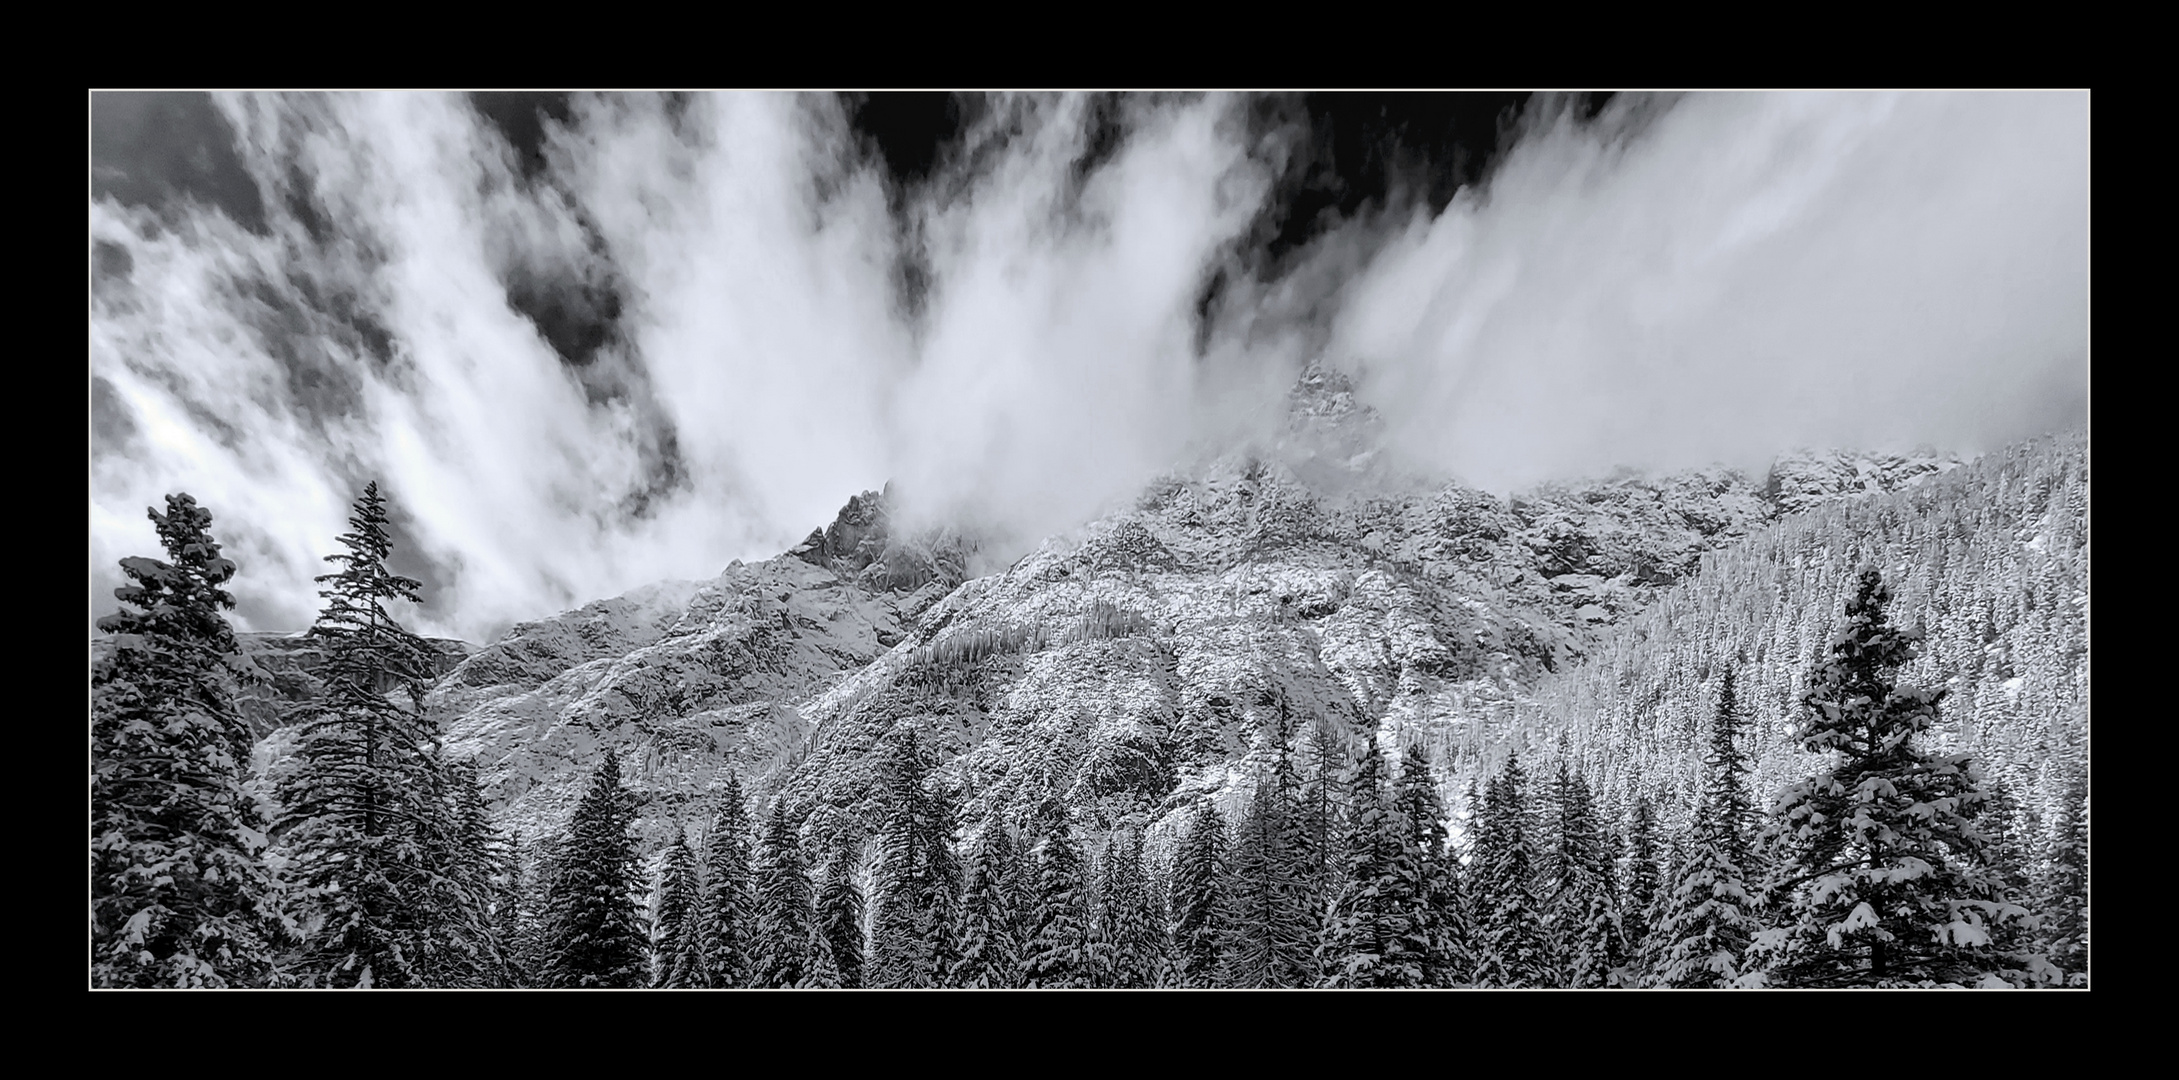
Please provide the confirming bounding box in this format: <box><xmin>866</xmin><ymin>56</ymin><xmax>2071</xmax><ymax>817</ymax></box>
<box><xmin>417</xmin><ymin>368</ymin><xmax>1940</xmax><ymax>855</ymax></box>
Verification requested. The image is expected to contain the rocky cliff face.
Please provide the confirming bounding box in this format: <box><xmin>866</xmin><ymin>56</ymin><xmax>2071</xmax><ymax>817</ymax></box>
<box><xmin>224</xmin><ymin>369</ymin><xmax>1999</xmax><ymax>856</ymax></box>
<box><xmin>414</xmin><ymin>368</ymin><xmax>1911</xmax><ymax>853</ymax></box>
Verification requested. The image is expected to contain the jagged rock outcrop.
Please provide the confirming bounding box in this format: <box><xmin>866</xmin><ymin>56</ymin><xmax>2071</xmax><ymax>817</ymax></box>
<box><xmin>1763</xmin><ymin>447</ymin><xmax>1962</xmax><ymax>515</ymax></box>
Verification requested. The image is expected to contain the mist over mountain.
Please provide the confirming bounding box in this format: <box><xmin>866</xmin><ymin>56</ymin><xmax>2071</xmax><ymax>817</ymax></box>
<box><xmin>91</xmin><ymin>92</ymin><xmax>2086</xmax><ymax>644</ymax></box>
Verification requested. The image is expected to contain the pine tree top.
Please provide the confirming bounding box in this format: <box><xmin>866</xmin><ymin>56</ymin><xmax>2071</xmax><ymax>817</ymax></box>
<box><xmin>98</xmin><ymin>493</ymin><xmax>244</xmax><ymax>657</ymax></box>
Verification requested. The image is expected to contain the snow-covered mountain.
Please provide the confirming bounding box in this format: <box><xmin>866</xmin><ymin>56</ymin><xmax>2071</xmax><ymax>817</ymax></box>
<box><xmin>354</xmin><ymin>367</ymin><xmax>2033</xmax><ymax>864</ymax></box>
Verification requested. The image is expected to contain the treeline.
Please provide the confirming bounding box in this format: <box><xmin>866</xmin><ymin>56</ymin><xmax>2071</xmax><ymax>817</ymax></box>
<box><xmin>91</xmin><ymin>484</ymin><xmax>2083</xmax><ymax>989</ymax></box>
<box><xmin>510</xmin><ymin>572</ymin><xmax>2077</xmax><ymax>989</ymax></box>
<box><xmin>1531</xmin><ymin>430</ymin><xmax>2087</xmax><ymax>853</ymax></box>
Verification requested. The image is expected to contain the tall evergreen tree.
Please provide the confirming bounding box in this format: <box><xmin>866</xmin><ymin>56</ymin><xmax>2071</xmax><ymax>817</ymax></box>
<box><xmin>1749</xmin><ymin>568</ymin><xmax>2037</xmax><ymax>987</ymax></box>
<box><xmin>1443</xmin><ymin>778</ymin><xmax>1488</xmax><ymax>987</ymax></box>
<box><xmin>815</xmin><ymin>839</ymin><xmax>867</xmax><ymax>989</ymax></box>
<box><xmin>651</xmin><ymin>826</ymin><xmax>704</xmax><ymax>988</ymax></box>
<box><xmin>501</xmin><ymin>831</ymin><xmax>544</xmax><ymax>987</ymax></box>
<box><xmin>1652</xmin><ymin>664</ymin><xmax>1765</xmax><ymax>988</ymax></box>
<box><xmin>1320</xmin><ymin>732</ymin><xmax>1399</xmax><ymax>987</ymax></box>
<box><xmin>542</xmin><ymin>754</ymin><xmax>648</xmax><ymax>988</ymax></box>
<box><xmin>1021</xmin><ymin>797</ymin><xmax>1093</xmax><ymax>988</ymax></box>
<box><xmin>2040</xmin><ymin>767</ymin><xmax>2087</xmax><ymax>985</ymax></box>
<box><xmin>1389</xmin><ymin>747</ymin><xmax>1460</xmax><ymax>987</ymax></box>
<box><xmin>868</xmin><ymin>727</ymin><xmax>962</xmax><ymax>988</ymax></box>
<box><xmin>1471</xmin><ymin>753</ymin><xmax>1553</xmax><ymax>987</ymax></box>
<box><xmin>92</xmin><ymin>493</ymin><xmax>279</xmax><ymax>988</ymax></box>
<box><xmin>1546</xmin><ymin>761</ymin><xmax>1622</xmax><ymax>988</ymax></box>
<box><xmin>1228</xmin><ymin>714</ymin><xmax>1307</xmax><ymax>992</ymax></box>
<box><xmin>1167</xmin><ymin>799</ymin><xmax>1227</xmax><ymax>987</ymax></box>
<box><xmin>1220</xmin><ymin>727</ymin><xmax>1315</xmax><ymax>988</ymax></box>
<box><xmin>1298</xmin><ymin>717</ymin><xmax>1341</xmax><ymax>977</ymax></box>
<box><xmin>752</xmin><ymin>799</ymin><xmax>820</xmax><ymax>988</ymax></box>
<box><xmin>274</xmin><ymin>482</ymin><xmax>462</xmax><ymax>987</ymax></box>
<box><xmin>420</xmin><ymin>754</ymin><xmax>508</xmax><ymax>987</ymax></box>
<box><xmin>1095</xmin><ymin>829</ymin><xmax>1165</xmax><ymax>988</ymax></box>
<box><xmin>1620</xmin><ymin>795</ymin><xmax>1664</xmax><ymax>977</ymax></box>
<box><xmin>696</xmin><ymin>777</ymin><xmax>757</xmax><ymax>988</ymax></box>
<box><xmin>953</xmin><ymin>819</ymin><xmax>1024</xmax><ymax>988</ymax></box>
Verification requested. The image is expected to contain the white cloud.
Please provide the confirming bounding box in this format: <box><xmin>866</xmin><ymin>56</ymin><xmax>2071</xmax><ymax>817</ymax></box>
<box><xmin>89</xmin><ymin>91</ymin><xmax>2088</xmax><ymax>643</ymax></box>
<box><xmin>1323</xmin><ymin>91</ymin><xmax>2088</xmax><ymax>492</ymax></box>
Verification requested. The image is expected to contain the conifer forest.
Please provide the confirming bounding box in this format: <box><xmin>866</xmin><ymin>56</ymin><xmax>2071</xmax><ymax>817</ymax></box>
<box><xmin>91</xmin><ymin>92</ymin><xmax>2087</xmax><ymax>989</ymax></box>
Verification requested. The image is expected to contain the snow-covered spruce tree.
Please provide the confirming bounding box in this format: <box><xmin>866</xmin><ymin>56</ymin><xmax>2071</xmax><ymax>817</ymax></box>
<box><xmin>1472</xmin><ymin>753</ymin><xmax>1554</xmax><ymax>987</ymax></box>
<box><xmin>1125</xmin><ymin>830</ymin><xmax>1171</xmax><ymax>986</ymax></box>
<box><xmin>1298</xmin><ymin>718</ymin><xmax>1340</xmax><ymax>975</ymax></box>
<box><xmin>274</xmin><ymin>482</ymin><xmax>465</xmax><ymax>988</ymax></box>
<box><xmin>1390</xmin><ymin>747</ymin><xmax>1460</xmax><ymax>986</ymax></box>
<box><xmin>1320</xmin><ymin>732</ymin><xmax>1398</xmax><ymax>987</ymax></box>
<box><xmin>1546</xmin><ymin>760</ymin><xmax>1622</xmax><ymax>988</ymax></box>
<box><xmin>651</xmin><ymin>826</ymin><xmax>704</xmax><ymax>988</ymax></box>
<box><xmin>2040</xmin><ymin>768</ymin><xmax>2087</xmax><ymax>985</ymax></box>
<box><xmin>1748</xmin><ymin>568</ymin><xmax>2040</xmax><ymax>988</ymax></box>
<box><xmin>816</xmin><ymin>838</ymin><xmax>867</xmax><ymax>989</ymax></box>
<box><xmin>1620</xmin><ymin>795</ymin><xmax>1664</xmax><ymax>978</ymax></box>
<box><xmin>1652</xmin><ymin>667</ymin><xmax>1761</xmax><ymax>988</ymax></box>
<box><xmin>953</xmin><ymin>819</ymin><xmax>1023</xmax><ymax>987</ymax></box>
<box><xmin>696</xmin><ymin>776</ymin><xmax>757</xmax><ymax>987</ymax></box>
<box><xmin>1221</xmin><ymin>717</ymin><xmax>1316</xmax><ymax>988</ymax></box>
<box><xmin>1022</xmin><ymin>796</ymin><xmax>1093</xmax><ymax>988</ymax></box>
<box><xmin>542</xmin><ymin>754</ymin><xmax>648</xmax><ymax>988</ymax></box>
<box><xmin>752</xmin><ymin>799</ymin><xmax>820</xmax><ymax>988</ymax></box>
<box><xmin>868</xmin><ymin>726</ymin><xmax>962</xmax><ymax>988</ymax></box>
<box><xmin>422</xmin><ymin>754</ymin><xmax>509</xmax><ymax>987</ymax></box>
<box><xmin>1168</xmin><ymin>799</ymin><xmax>1226</xmax><ymax>987</ymax></box>
<box><xmin>1095</xmin><ymin>829</ymin><xmax>1164</xmax><ymax>988</ymax></box>
<box><xmin>1443</xmin><ymin>778</ymin><xmax>1487</xmax><ymax>987</ymax></box>
<box><xmin>500</xmin><ymin>831</ymin><xmax>543</xmax><ymax>987</ymax></box>
<box><xmin>92</xmin><ymin>493</ymin><xmax>279</xmax><ymax>988</ymax></box>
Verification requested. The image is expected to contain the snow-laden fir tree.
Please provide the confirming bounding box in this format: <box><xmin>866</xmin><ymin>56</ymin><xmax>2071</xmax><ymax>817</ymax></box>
<box><xmin>751</xmin><ymin>799</ymin><xmax>818</xmax><ymax>987</ymax></box>
<box><xmin>1320</xmin><ymin>731</ymin><xmax>1399</xmax><ymax>987</ymax></box>
<box><xmin>421</xmin><ymin>754</ymin><xmax>509</xmax><ymax>987</ymax></box>
<box><xmin>815</xmin><ymin>838</ymin><xmax>867</xmax><ymax>989</ymax></box>
<box><xmin>1443</xmin><ymin>778</ymin><xmax>1487</xmax><ymax>987</ymax></box>
<box><xmin>1390</xmin><ymin>746</ymin><xmax>1461</xmax><ymax>986</ymax></box>
<box><xmin>2039</xmin><ymin>767</ymin><xmax>2087</xmax><ymax>985</ymax></box>
<box><xmin>92</xmin><ymin>493</ymin><xmax>280</xmax><ymax>988</ymax></box>
<box><xmin>696</xmin><ymin>776</ymin><xmax>757</xmax><ymax>988</ymax></box>
<box><xmin>1962</xmin><ymin>776</ymin><xmax>2045</xmax><ymax>973</ymax></box>
<box><xmin>1747</xmin><ymin>568</ymin><xmax>2041</xmax><ymax>988</ymax></box>
<box><xmin>1650</xmin><ymin>666</ymin><xmax>1763</xmax><ymax>988</ymax></box>
<box><xmin>500</xmin><ymin>831</ymin><xmax>543</xmax><ymax>986</ymax></box>
<box><xmin>868</xmin><ymin>726</ymin><xmax>962</xmax><ymax>988</ymax></box>
<box><xmin>1021</xmin><ymin>796</ymin><xmax>1093</xmax><ymax>988</ymax></box>
<box><xmin>1545</xmin><ymin>758</ymin><xmax>1622</xmax><ymax>988</ymax></box>
<box><xmin>1168</xmin><ymin>798</ymin><xmax>1226</xmax><ymax>987</ymax></box>
<box><xmin>1620</xmin><ymin>795</ymin><xmax>1663</xmax><ymax>977</ymax></box>
<box><xmin>952</xmin><ymin>818</ymin><xmax>1023</xmax><ymax>987</ymax></box>
<box><xmin>1094</xmin><ymin>829</ymin><xmax>1165</xmax><ymax>988</ymax></box>
<box><xmin>1298</xmin><ymin>717</ymin><xmax>1340</xmax><ymax>977</ymax></box>
<box><xmin>651</xmin><ymin>826</ymin><xmax>704</xmax><ymax>988</ymax></box>
<box><xmin>1472</xmin><ymin>752</ymin><xmax>1554</xmax><ymax>988</ymax></box>
<box><xmin>274</xmin><ymin>482</ymin><xmax>464</xmax><ymax>988</ymax></box>
<box><xmin>1220</xmin><ymin>728</ymin><xmax>1316</xmax><ymax>988</ymax></box>
<box><xmin>542</xmin><ymin>754</ymin><xmax>648</xmax><ymax>988</ymax></box>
